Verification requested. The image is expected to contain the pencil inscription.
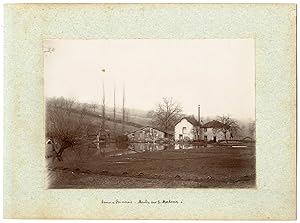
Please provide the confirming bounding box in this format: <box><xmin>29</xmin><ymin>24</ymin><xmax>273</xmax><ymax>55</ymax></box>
<box><xmin>101</xmin><ymin>199</ymin><xmax>182</xmax><ymax>204</ymax></box>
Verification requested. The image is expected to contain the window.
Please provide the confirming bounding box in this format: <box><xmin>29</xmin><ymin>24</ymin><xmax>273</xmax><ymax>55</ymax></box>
<box><xmin>204</xmin><ymin>128</ymin><xmax>207</xmax><ymax>132</ymax></box>
<box><xmin>182</xmin><ymin>127</ymin><xmax>186</xmax><ymax>134</ymax></box>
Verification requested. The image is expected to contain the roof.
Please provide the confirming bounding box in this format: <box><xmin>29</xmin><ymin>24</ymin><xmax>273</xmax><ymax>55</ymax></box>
<box><xmin>127</xmin><ymin>126</ymin><xmax>172</xmax><ymax>135</ymax></box>
<box><xmin>164</xmin><ymin>130</ymin><xmax>174</xmax><ymax>136</ymax></box>
<box><xmin>175</xmin><ymin>117</ymin><xmax>200</xmax><ymax>126</ymax></box>
<box><xmin>202</xmin><ymin>120</ymin><xmax>226</xmax><ymax>129</ymax></box>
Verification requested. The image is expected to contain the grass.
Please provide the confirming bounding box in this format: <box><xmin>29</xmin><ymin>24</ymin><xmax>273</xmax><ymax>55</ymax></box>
<box><xmin>47</xmin><ymin>143</ymin><xmax>256</xmax><ymax>188</ymax></box>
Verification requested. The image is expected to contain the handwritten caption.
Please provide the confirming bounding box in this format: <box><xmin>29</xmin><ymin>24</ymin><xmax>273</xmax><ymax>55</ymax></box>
<box><xmin>101</xmin><ymin>199</ymin><xmax>183</xmax><ymax>205</ymax></box>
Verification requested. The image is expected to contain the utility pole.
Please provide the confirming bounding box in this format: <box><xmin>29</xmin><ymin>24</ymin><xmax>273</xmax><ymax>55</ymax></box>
<box><xmin>113</xmin><ymin>82</ymin><xmax>116</xmax><ymax>135</ymax></box>
<box><xmin>198</xmin><ymin>105</ymin><xmax>201</xmax><ymax>125</ymax></box>
<box><xmin>198</xmin><ymin>105</ymin><xmax>201</xmax><ymax>141</ymax></box>
<box><xmin>122</xmin><ymin>83</ymin><xmax>125</xmax><ymax>134</ymax></box>
<box><xmin>102</xmin><ymin>80</ymin><xmax>105</xmax><ymax>131</ymax></box>
<box><xmin>100</xmin><ymin>68</ymin><xmax>106</xmax><ymax>132</ymax></box>
<box><xmin>126</xmin><ymin>109</ymin><xmax>129</xmax><ymax>122</ymax></box>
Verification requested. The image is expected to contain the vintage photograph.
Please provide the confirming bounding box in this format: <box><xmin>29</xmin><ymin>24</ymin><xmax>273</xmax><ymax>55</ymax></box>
<box><xmin>45</xmin><ymin>39</ymin><xmax>255</xmax><ymax>189</ymax></box>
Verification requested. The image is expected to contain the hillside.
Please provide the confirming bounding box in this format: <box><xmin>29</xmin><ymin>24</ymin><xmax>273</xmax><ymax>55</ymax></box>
<box><xmin>91</xmin><ymin>106</ymin><xmax>152</xmax><ymax>127</ymax></box>
<box><xmin>47</xmin><ymin>106</ymin><xmax>143</xmax><ymax>136</ymax></box>
<box><xmin>80</xmin><ymin>109</ymin><xmax>142</xmax><ymax>135</ymax></box>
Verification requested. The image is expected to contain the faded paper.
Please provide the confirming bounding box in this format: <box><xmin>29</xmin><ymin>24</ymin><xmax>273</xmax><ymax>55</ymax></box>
<box><xmin>3</xmin><ymin>4</ymin><xmax>296</xmax><ymax>220</ymax></box>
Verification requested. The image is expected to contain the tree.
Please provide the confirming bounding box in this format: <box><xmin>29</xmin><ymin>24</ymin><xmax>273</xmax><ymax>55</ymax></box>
<box><xmin>215</xmin><ymin>115</ymin><xmax>240</xmax><ymax>142</ymax></box>
<box><xmin>192</xmin><ymin>126</ymin><xmax>201</xmax><ymax>141</ymax></box>
<box><xmin>48</xmin><ymin>96</ymin><xmax>75</xmax><ymax>110</ymax></box>
<box><xmin>90</xmin><ymin>102</ymin><xmax>97</xmax><ymax>112</ymax></box>
<box><xmin>46</xmin><ymin>97</ymin><xmax>91</xmax><ymax>161</ymax></box>
<box><xmin>248</xmin><ymin>121</ymin><xmax>256</xmax><ymax>140</ymax></box>
<box><xmin>150</xmin><ymin>97</ymin><xmax>183</xmax><ymax>132</ymax></box>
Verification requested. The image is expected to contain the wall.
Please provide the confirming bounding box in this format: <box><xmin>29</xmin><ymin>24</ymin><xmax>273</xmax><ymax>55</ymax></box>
<box><xmin>174</xmin><ymin>119</ymin><xmax>195</xmax><ymax>141</ymax></box>
<box><xmin>128</xmin><ymin>127</ymin><xmax>165</xmax><ymax>141</ymax></box>
<box><xmin>203</xmin><ymin>128</ymin><xmax>227</xmax><ymax>142</ymax></box>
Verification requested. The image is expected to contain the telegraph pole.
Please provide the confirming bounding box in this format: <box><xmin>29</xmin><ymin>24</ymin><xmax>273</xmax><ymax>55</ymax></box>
<box><xmin>97</xmin><ymin>68</ymin><xmax>106</xmax><ymax>148</ymax></box>
<box><xmin>102</xmin><ymin>80</ymin><xmax>105</xmax><ymax>131</ymax></box>
<box><xmin>100</xmin><ymin>68</ymin><xmax>106</xmax><ymax>132</ymax></box>
<box><xmin>113</xmin><ymin>82</ymin><xmax>116</xmax><ymax>135</ymax></box>
<box><xmin>122</xmin><ymin>83</ymin><xmax>125</xmax><ymax>134</ymax></box>
<box><xmin>198</xmin><ymin>105</ymin><xmax>201</xmax><ymax>125</ymax></box>
<box><xmin>126</xmin><ymin>109</ymin><xmax>129</xmax><ymax>122</ymax></box>
<box><xmin>198</xmin><ymin>105</ymin><xmax>201</xmax><ymax>141</ymax></box>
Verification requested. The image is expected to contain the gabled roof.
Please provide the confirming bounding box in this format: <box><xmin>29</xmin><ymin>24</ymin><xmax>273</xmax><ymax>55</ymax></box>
<box><xmin>175</xmin><ymin>117</ymin><xmax>200</xmax><ymax>126</ymax></box>
<box><xmin>202</xmin><ymin>120</ymin><xmax>226</xmax><ymax>129</ymax></box>
<box><xmin>164</xmin><ymin>130</ymin><xmax>174</xmax><ymax>136</ymax></box>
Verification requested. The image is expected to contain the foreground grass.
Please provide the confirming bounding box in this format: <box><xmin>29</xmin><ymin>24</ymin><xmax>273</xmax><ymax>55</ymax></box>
<box><xmin>47</xmin><ymin>144</ymin><xmax>256</xmax><ymax>188</ymax></box>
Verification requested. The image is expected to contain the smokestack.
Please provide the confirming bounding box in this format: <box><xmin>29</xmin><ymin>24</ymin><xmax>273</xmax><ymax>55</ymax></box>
<box><xmin>198</xmin><ymin>105</ymin><xmax>200</xmax><ymax>125</ymax></box>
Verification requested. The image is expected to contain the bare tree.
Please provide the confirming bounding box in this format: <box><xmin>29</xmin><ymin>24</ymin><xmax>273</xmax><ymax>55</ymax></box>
<box><xmin>248</xmin><ymin>121</ymin><xmax>256</xmax><ymax>140</ymax></box>
<box><xmin>150</xmin><ymin>97</ymin><xmax>183</xmax><ymax>132</ymax></box>
<box><xmin>215</xmin><ymin>115</ymin><xmax>240</xmax><ymax>142</ymax></box>
<box><xmin>90</xmin><ymin>102</ymin><xmax>97</xmax><ymax>112</ymax></box>
<box><xmin>192</xmin><ymin>126</ymin><xmax>201</xmax><ymax>141</ymax></box>
<box><xmin>46</xmin><ymin>97</ymin><xmax>90</xmax><ymax>161</ymax></box>
<box><xmin>48</xmin><ymin>97</ymin><xmax>75</xmax><ymax>111</ymax></box>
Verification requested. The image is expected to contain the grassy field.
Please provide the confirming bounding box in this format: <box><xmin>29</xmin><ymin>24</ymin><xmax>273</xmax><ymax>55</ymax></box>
<box><xmin>47</xmin><ymin>143</ymin><xmax>255</xmax><ymax>188</ymax></box>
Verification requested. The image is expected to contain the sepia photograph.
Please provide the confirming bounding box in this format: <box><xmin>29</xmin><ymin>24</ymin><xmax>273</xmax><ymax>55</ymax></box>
<box><xmin>45</xmin><ymin>39</ymin><xmax>256</xmax><ymax>189</ymax></box>
<box><xmin>4</xmin><ymin>3</ymin><xmax>296</xmax><ymax>219</ymax></box>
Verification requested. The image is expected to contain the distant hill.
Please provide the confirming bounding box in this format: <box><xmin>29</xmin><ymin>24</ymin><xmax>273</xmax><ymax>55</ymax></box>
<box><xmin>46</xmin><ymin>97</ymin><xmax>255</xmax><ymax>139</ymax></box>
<box><xmin>48</xmin><ymin>105</ymin><xmax>146</xmax><ymax>136</ymax></box>
<box><xmin>76</xmin><ymin>104</ymin><xmax>152</xmax><ymax>127</ymax></box>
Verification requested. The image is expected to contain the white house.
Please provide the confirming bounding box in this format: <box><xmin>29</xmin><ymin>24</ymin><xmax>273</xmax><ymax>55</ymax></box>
<box><xmin>174</xmin><ymin>117</ymin><xmax>200</xmax><ymax>141</ymax></box>
<box><xmin>174</xmin><ymin>118</ymin><xmax>231</xmax><ymax>142</ymax></box>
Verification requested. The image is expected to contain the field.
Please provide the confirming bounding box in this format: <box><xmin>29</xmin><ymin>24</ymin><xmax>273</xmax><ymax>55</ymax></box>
<box><xmin>47</xmin><ymin>142</ymin><xmax>256</xmax><ymax>188</ymax></box>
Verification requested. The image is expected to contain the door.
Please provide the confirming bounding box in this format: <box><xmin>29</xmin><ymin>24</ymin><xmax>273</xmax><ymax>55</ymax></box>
<box><xmin>213</xmin><ymin>136</ymin><xmax>217</xmax><ymax>143</ymax></box>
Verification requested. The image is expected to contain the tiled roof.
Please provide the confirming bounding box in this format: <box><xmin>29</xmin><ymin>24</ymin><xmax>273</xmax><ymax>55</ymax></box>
<box><xmin>202</xmin><ymin>120</ymin><xmax>225</xmax><ymax>128</ymax></box>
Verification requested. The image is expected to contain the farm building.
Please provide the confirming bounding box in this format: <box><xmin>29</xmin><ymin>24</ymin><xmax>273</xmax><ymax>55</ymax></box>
<box><xmin>174</xmin><ymin>118</ymin><xmax>232</xmax><ymax>142</ymax></box>
<box><xmin>202</xmin><ymin>120</ymin><xmax>231</xmax><ymax>142</ymax></box>
<box><xmin>174</xmin><ymin>117</ymin><xmax>201</xmax><ymax>141</ymax></box>
<box><xmin>127</xmin><ymin>126</ymin><xmax>172</xmax><ymax>142</ymax></box>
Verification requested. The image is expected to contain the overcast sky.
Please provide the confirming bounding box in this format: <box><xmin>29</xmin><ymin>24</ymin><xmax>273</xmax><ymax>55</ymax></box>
<box><xmin>44</xmin><ymin>39</ymin><xmax>255</xmax><ymax>120</ymax></box>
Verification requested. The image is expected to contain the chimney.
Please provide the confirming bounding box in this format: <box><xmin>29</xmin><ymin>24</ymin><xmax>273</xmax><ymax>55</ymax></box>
<box><xmin>198</xmin><ymin>105</ymin><xmax>200</xmax><ymax>125</ymax></box>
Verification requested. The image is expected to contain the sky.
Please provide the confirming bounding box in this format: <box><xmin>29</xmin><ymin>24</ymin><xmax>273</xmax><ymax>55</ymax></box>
<box><xmin>44</xmin><ymin>39</ymin><xmax>255</xmax><ymax>120</ymax></box>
